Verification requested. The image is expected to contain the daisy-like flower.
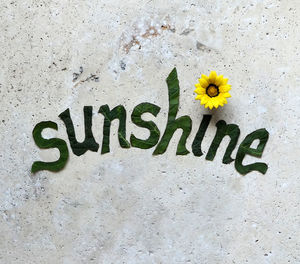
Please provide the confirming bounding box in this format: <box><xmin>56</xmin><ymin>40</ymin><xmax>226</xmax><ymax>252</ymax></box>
<box><xmin>194</xmin><ymin>71</ymin><xmax>231</xmax><ymax>109</ymax></box>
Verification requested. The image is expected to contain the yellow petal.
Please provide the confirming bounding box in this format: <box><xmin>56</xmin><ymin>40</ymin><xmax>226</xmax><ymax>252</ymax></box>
<box><xmin>201</xmin><ymin>74</ymin><xmax>209</xmax><ymax>82</ymax></box>
<box><xmin>199</xmin><ymin>78</ymin><xmax>209</xmax><ymax>88</ymax></box>
<box><xmin>212</xmin><ymin>98</ymin><xmax>219</xmax><ymax>108</ymax></box>
<box><xmin>201</xmin><ymin>94</ymin><xmax>209</xmax><ymax>104</ymax></box>
<box><xmin>219</xmin><ymin>85</ymin><xmax>231</xmax><ymax>92</ymax></box>
<box><xmin>195</xmin><ymin>83</ymin><xmax>201</xmax><ymax>89</ymax></box>
<box><xmin>194</xmin><ymin>87</ymin><xmax>206</xmax><ymax>94</ymax></box>
<box><xmin>218</xmin><ymin>95</ymin><xmax>228</xmax><ymax>105</ymax></box>
<box><xmin>209</xmin><ymin>71</ymin><xmax>217</xmax><ymax>83</ymax></box>
<box><xmin>221</xmin><ymin>78</ymin><xmax>228</xmax><ymax>85</ymax></box>
<box><xmin>223</xmin><ymin>92</ymin><xmax>231</xmax><ymax>98</ymax></box>
<box><xmin>214</xmin><ymin>97</ymin><xmax>221</xmax><ymax>104</ymax></box>
<box><xmin>195</xmin><ymin>94</ymin><xmax>203</xmax><ymax>100</ymax></box>
<box><xmin>215</xmin><ymin>75</ymin><xmax>223</xmax><ymax>86</ymax></box>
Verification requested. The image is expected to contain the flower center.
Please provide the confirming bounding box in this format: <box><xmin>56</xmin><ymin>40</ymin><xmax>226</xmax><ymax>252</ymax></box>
<box><xmin>206</xmin><ymin>84</ymin><xmax>219</xmax><ymax>97</ymax></box>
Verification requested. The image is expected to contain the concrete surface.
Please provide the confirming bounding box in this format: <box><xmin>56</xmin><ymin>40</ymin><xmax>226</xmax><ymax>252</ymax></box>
<box><xmin>0</xmin><ymin>0</ymin><xmax>299</xmax><ymax>263</ymax></box>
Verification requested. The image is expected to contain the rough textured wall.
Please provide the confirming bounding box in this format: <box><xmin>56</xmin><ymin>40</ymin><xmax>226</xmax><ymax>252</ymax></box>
<box><xmin>0</xmin><ymin>0</ymin><xmax>299</xmax><ymax>263</ymax></box>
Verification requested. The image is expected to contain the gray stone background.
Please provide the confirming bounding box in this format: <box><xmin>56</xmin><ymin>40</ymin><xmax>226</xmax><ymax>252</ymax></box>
<box><xmin>0</xmin><ymin>0</ymin><xmax>299</xmax><ymax>263</ymax></box>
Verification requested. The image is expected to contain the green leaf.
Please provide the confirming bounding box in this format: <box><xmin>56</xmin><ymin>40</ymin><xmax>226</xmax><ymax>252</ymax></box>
<box><xmin>192</xmin><ymin>115</ymin><xmax>212</xmax><ymax>157</ymax></box>
<box><xmin>99</xmin><ymin>104</ymin><xmax>130</xmax><ymax>154</ymax></box>
<box><xmin>130</xmin><ymin>102</ymin><xmax>161</xmax><ymax>149</ymax></box>
<box><xmin>31</xmin><ymin>121</ymin><xmax>69</xmax><ymax>173</ymax></box>
<box><xmin>153</xmin><ymin>68</ymin><xmax>192</xmax><ymax>155</ymax></box>
<box><xmin>206</xmin><ymin>120</ymin><xmax>240</xmax><ymax>164</ymax></box>
<box><xmin>235</xmin><ymin>128</ymin><xmax>269</xmax><ymax>175</ymax></box>
<box><xmin>59</xmin><ymin>106</ymin><xmax>99</xmax><ymax>156</ymax></box>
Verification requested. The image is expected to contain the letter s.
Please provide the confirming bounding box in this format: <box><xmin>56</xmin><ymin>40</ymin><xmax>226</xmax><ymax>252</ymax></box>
<box><xmin>31</xmin><ymin>121</ymin><xmax>69</xmax><ymax>173</ymax></box>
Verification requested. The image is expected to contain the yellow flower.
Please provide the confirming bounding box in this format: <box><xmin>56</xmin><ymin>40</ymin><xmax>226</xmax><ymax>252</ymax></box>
<box><xmin>194</xmin><ymin>71</ymin><xmax>231</xmax><ymax>109</ymax></box>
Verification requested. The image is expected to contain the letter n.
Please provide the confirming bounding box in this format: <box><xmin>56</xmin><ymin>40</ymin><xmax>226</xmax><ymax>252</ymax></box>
<box><xmin>99</xmin><ymin>104</ymin><xmax>130</xmax><ymax>154</ymax></box>
<box><xmin>206</xmin><ymin>120</ymin><xmax>240</xmax><ymax>164</ymax></box>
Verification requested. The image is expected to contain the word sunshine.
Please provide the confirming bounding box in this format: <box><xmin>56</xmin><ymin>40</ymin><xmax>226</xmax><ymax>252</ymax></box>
<box><xmin>32</xmin><ymin>68</ymin><xmax>269</xmax><ymax>175</ymax></box>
